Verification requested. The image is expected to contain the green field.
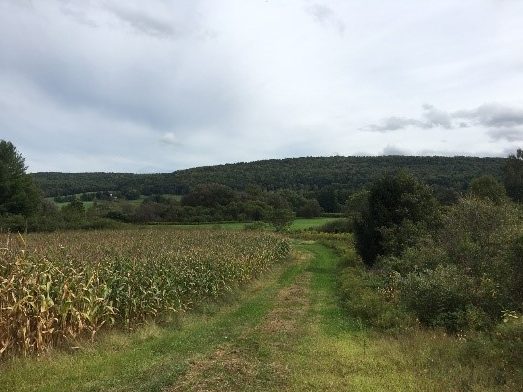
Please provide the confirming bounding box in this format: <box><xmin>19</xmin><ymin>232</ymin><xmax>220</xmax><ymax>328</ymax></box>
<box><xmin>47</xmin><ymin>194</ymin><xmax>182</xmax><ymax>209</ymax></box>
<box><xmin>46</xmin><ymin>197</ymin><xmax>95</xmax><ymax>209</ymax></box>
<box><xmin>154</xmin><ymin>217</ymin><xmax>339</xmax><ymax>231</ymax></box>
<box><xmin>289</xmin><ymin>217</ymin><xmax>339</xmax><ymax>230</ymax></box>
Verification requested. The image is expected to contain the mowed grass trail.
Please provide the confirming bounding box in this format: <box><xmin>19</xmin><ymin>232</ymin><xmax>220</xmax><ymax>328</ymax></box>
<box><xmin>153</xmin><ymin>217</ymin><xmax>339</xmax><ymax>231</ymax></box>
<box><xmin>1</xmin><ymin>241</ymin><xmax>514</xmax><ymax>391</ymax></box>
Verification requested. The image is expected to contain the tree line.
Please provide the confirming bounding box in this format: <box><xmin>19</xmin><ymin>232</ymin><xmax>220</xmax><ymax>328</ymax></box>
<box><xmin>1</xmin><ymin>140</ymin><xmax>521</xmax><ymax>234</ymax></box>
<box><xmin>32</xmin><ymin>155</ymin><xmax>504</xmax><ymax>201</ymax></box>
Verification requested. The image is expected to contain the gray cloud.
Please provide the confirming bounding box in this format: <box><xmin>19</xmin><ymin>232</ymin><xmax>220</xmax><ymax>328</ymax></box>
<box><xmin>306</xmin><ymin>4</ymin><xmax>345</xmax><ymax>34</ymax></box>
<box><xmin>160</xmin><ymin>132</ymin><xmax>180</xmax><ymax>145</ymax></box>
<box><xmin>382</xmin><ymin>145</ymin><xmax>409</xmax><ymax>155</ymax></box>
<box><xmin>366</xmin><ymin>103</ymin><xmax>523</xmax><ymax>132</ymax></box>
<box><xmin>422</xmin><ymin>104</ymin><xmax>452</xmax><ymax>129</ymax></box>
<box><xmin>453</xmin><ymin>103</ymin><xmax>523</xmax><ymax>128</ymax></box>
<box><xmin>104</xmin><ymin>3</ymin><xmax>176</xmax><ymax>38</ymax></box>
<box><xmin>60</xmin><ymin>3</ymin><xmax>99</xmax><ymax>28</ymax></box>
<box><xmin>487</xmin><ymin>128</ymin><xmax>523</xmax><ymax>142</ymax></box>
<box><xmin>366</xmin><ymin>117</ymin><xmax>425</xmax><ymax>132</ymax></box>
<box><xmin>365</xmin><ymin>104</ymin><xmax>452</xmax><ymax>132</ymax></box>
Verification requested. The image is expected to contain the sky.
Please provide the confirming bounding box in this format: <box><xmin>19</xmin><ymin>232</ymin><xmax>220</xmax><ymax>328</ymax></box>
<box><xmin>0</xmin><ymin>0</ymin><xmax>522</xmax><ymax>173</ymax></box>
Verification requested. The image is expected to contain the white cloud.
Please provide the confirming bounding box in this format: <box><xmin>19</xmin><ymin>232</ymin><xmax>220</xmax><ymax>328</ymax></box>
<box><xmin>365</xmin><ymin>103</ymin><xmax>523</xmax><ymax>133</ymax></box>
<box><xmin>160</xmin><ymin>132</ymin><xmax>179</xmax><ymax>145</ymax></box>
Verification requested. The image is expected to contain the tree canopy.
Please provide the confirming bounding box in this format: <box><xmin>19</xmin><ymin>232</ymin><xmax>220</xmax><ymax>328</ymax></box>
<box><xmin>0</xmin><ymin>140</ymin><xmax>40</xmax><ymax>217</ymax></box>
<box><xmin>354</xmin><ymin>171</ymin><xmax>439</xmax><ymax>266</ymax></box>
<box><xmin>468</xmin><ymin>175</ymin><xmax>506</xmax><ymax>204</ymax></box>
<box><xmin>32</xmin><ymin>155</ymin><xmax>504</xmax><ymax>198</ymax></box>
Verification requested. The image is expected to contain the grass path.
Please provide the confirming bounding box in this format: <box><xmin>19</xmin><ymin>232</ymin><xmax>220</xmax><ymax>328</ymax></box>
<box><xmin>2</xmin><ymin>241</ymin><xmax>515</xmax><ymax>391</ymax></box>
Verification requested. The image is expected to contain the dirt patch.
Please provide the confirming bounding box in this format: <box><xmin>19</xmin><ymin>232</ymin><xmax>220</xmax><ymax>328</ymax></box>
<box><xmin>292</xmin><ymin>249</ymin><xmax>314</xmax><ymax>263</ymax></box>
<box><xmin>258</xmin><ymin>275</ymin><xmax>311</xmax><ymax>336</ymax></box>
<box><xmin>166</xmin><ymin>344</ymin><xmax>259</xmax><ymax>392</ymax></box>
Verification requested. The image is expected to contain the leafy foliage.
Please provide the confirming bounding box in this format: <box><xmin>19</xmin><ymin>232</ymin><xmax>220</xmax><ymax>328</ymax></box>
<box><xmin>0</xmin><ymin>140</ymin><xmax>40</xmax><ymax>217</ymax></box>
<box><xmin>468</xmin><ymin>175</ymin><xmax>506</xmax><ymax>204</ymax></box>
<box><xmin>353</xmin><ymin>171</ymin><xmax>439</xmax><ymax>266</ymax></box>
<box><xmin>32</xmin><ymin>156</ymin><xmax>504</xmax><ymax>198</ymax></box>
<box><xmin>267</xmin><ymin>208</ymin><xmax>295</xmax><ymax>231</ymax></box>
<box><xmin>381</xmin><ymin>197</ymin><xmax>523</xmax><ymax>331</ymax></box>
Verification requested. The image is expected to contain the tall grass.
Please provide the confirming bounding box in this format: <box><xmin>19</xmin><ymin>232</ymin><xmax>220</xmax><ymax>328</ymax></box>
<box><xmin>0</xmin><ymin>228</ymin><xmax>289</xmax><ymax>358</ymax></box>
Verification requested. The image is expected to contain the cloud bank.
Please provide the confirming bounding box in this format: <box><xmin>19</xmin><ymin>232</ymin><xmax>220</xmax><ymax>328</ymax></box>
<box><xmin>0</xmin><ymin>0</ymin><xmax>522</xmax><ymax>172</ymax></box>
<box><xmin>365</xmin><ymin>103</ymin><xmax>523</xmax><ymax>135</ymax></box>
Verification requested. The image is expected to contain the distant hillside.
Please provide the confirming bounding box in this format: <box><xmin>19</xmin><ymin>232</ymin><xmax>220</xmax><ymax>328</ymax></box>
<box><xmin>32</xmin><ymin>155</ymin><xmax>505</xmax><ymax>197</ymax></box>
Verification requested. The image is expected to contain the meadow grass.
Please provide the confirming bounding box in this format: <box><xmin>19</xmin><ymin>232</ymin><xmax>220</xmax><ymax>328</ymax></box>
<box><xmin>149</xmin><ymin>217</ymin><xmax>340</xmax><ymax>231</ymax></box>
<box><xmin>289</xmin><ymin>217</ymin><xmax>340</xmax><ymax>231</ymax></box>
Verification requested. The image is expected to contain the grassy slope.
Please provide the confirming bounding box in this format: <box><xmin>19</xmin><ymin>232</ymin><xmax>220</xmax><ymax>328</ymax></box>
<box><xmin>289</xmin><ymin>217</ymin><xmax>339</xmax><ymax>230</ymax></box>
<box><xmin>2</xmin><ymin>240</ymin><xmax>518</xmax><ymax>391</ymax></box>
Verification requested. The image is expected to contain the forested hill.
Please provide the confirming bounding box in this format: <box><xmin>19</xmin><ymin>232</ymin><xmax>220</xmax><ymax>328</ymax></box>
<box><xmin>32</xmin><ymin>155</ymin><xmax>504</xmax><ymax>197</ymax></box>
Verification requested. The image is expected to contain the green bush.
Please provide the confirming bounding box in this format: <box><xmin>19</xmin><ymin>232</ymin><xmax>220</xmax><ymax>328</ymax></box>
<box><xmin>468</xmin><ymin>175</ymin><xmax>507</xmax><ymax>204</ymax></box>
<box><xmin>0</xmin><ymin>213</ymin><xmax>26</xmax><ymax>232</ymax></box>
<box><xmin>383</xmin><ymin>197</ymin><xmax>523</xmax><ymax>331</ymax></box>
<box><xmin>353</xmin><ymin>171</ymin><xmax>439</xmax><ymax>266</ymax></box>
<box><xmin>317</xmin><ymin>218</ymin><xmax>352</xmax><ymax>233</ymax></box>
<box><xmin>397</xmin><ymin>265</ymin><xmax>492</xmax><ymax>331</ymax></box>
<box><xmin>339</xmin><ymin>267</ymin><xmax>415</xmax><ymax>330</ymax></box>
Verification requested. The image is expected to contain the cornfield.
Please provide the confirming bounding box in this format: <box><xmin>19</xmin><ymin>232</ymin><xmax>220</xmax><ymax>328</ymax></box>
<box><xmin>0</xmin><ymin>228</ymin><xmax>290</xmax><ymax>357</ymax></box>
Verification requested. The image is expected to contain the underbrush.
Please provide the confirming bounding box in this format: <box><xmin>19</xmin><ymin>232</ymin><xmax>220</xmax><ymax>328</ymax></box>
<box><xmin>316</xmin><ymin>233</ymin><xmax>523</xmax><ymax>389</ymax></box>
<box><xmin>315</xmin><ymin>218</ymin><xmax>352</xmax><ymax>234</ymax></box>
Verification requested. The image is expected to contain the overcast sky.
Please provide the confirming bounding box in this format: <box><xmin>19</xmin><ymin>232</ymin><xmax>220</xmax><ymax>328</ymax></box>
<box><xmin>1</xmin><ymin>0</ymin><xmax>522</xmax><ymax>172</ymax></box>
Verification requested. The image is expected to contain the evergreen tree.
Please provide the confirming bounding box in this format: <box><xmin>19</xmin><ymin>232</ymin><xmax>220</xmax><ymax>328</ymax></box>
<box><xmin>0</xmin><ymin>140</ymin><xmax>40</xmax><ymax>217</ymax></box>
<box><xmin>503</xmin><ymin>148</ymin><xmax>523</xmax><ymax>202</ymax></box>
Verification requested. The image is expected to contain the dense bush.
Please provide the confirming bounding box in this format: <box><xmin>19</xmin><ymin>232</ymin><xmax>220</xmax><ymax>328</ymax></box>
<box><xmin>297</xmin><ymin>198</ymin><xmax>323</xmax><ymax>218</ymax></box>
<box><xmin>353</xmin><ymin>171</ymin><xmax>439</xmax><ymax>266</ymax></box>
<box><xmin>316</xmin><ymin>218</ymin><xmax>352</xmax><ymax>233</ymax></box>
<box><xmin>380</xmin><ymin>197</ymin><xmax>523</xmax><ymax>331</ymax></box>
<box><xmin>467</xmin><ymin>175</ymin><xmax>506</xmax><ymax>204</ymax></box>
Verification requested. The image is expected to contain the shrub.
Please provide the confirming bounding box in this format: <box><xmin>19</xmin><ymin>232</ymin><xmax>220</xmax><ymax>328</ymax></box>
<box><xmin>339</xmin><ymin>267</ymin><xmax>415</xmax><ymax>330</ymax></box>
<box><xmin>397</xmin><ymin>265</ymin><xmax>490</xmax><ymax>331</ymax></box>
<box><xmin>385</xmin><ymin>197</ymin><xmax>523</xmax><ymax>331</ymax></box>
<box><xmin>317</xmin><ymin>218</ymin><xmax>352</xmax><ymax>233</ymax></box>
<box><xmin>468</xmin><ymin>175</ymin><xmax>506</xmax><ymax>204</ymax></box>
<box><xmin>243</xmin><ymin>221</ymin><xmax>271</xmax><ymax>231</ymax></box>
<box><xmin>297</xmin><ymin>198</ymin><xmax>323</xmax><ymax>218</ymax></box>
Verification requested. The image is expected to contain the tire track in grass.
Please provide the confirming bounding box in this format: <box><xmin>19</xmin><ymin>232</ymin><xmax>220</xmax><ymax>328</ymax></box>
<box><xmin>165</xmin><ymin>250</ymin><xmax>314</xmax><ymax>392</ymax></box>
